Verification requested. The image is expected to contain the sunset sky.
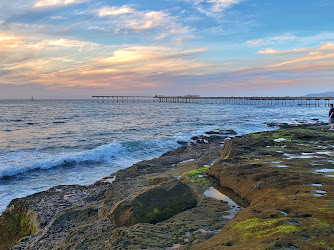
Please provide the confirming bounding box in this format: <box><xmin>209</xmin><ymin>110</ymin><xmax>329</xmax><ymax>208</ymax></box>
<box><xmin>1</xmin><ymin>0</ymin><xmax>334</xmax><ymax>98</ymax></box>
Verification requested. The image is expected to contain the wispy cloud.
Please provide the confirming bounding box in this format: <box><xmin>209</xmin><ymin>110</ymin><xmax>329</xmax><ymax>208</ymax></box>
<box><xmin>102</xmin><ymin>46</ymin><xmax>206</xmax><ymax>65</ymax></box>
<box><xmin>206</xmin><ymin>0</ymin><xmax>243</xmax><ymax>12</ymax></box>
<box><xmin>96</xmin><ymin>6</ymin><xmax>171</xmax><ymax>32</ymax></box>
<box><xmin>0</xmin><ymin>34</ymin><xmax>22</xmax><ymax>48</ymax></box>
<box><xmin>247</xmin><ymin>35</ymin><xmax>295</xmax><ymax>47</ymax></box>
<box><xmin>259</xmin><ymin>42</ymin><xmax>334</xmax><ymax>67</ymax></box>
<box><xmin>258</xmin><ymin>48</ymin><xmax>308</xmax><ymax>55</ymax></box>
<box><xmin>92</xmin><ymin>5</ymin><xmax>193</xmax><ymax>43</ymax></box>
<box><xmin>34</xmin><ymin>0</ymin><xmax>88</xmax><ymax>8</ymax></box>
<box><xmin>190</xmin><ymin>0</ymin><xmax>243</xmax><ymax>17</ymax></box>
<box><xmin>247</xmin><ymin>33</ymin><xmax>334</xmax><ymax>48</ymax></box>
<box><xmin>258</xmin><ymin>42</ymin><xmax>334</xmax><ymax>55</ymax></box>
<box><xmin>25</xmin><ymin>38</ymin><xmax>97</xmax><ymax>49</ymax></box>
<box><xmin>98</xmin><ymin>6</ymin><xmax>135</xmax><ymax>16</ymax></box>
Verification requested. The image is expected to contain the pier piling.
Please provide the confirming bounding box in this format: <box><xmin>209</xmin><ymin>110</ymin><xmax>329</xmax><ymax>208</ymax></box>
<box><xmin>92</xmin><ymin>96</ymin><xmax>334</xmax><ymax>106</ymax></box>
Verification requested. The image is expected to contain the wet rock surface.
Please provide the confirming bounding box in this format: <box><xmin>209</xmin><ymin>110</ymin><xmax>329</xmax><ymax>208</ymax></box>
<box><xmin>0</xmin><ymin>130</ymin><xmax>233</xmax><ymax>249</ymax></box>
<box><xmin>194</xmin><ymin>125</ymin><xmax>334</xmax><ymax>249</ymax></box>
<box><xmin>3</xmin><ymin>125</ymin><xmax>334</xmax><ymax>249</ymax></box>
<box><xmin>108</xmin><ymin>179</ymin><xmax>197</xmax><ymax>227</ymax></box>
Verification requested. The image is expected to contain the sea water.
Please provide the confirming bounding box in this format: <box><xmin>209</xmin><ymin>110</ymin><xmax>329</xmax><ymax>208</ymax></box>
<box><xmin>0</xmin><ymin>99</ymin><xmax>329</xmax><ymax>213</ymax></box>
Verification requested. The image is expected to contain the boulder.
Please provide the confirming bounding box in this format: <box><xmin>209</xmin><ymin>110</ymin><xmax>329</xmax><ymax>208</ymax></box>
<box><xmin>108</xmin><ymin>179</ymin><xmax>197</xmax><ymax>227</ymax></box>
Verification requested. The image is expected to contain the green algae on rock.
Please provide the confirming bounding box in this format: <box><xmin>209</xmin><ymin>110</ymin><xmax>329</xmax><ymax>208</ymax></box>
<box><xmin>3</xmin><ymin>130</ymin><xmax>231</xmax><ymax>249</ymax></box>
<box><xmin>108</xmin><ymin>179</ymin><xmax>197</xmax><ymax>227</ymax></box>
<box><xmin>193</xmin><ymin>125</ymin><xmax>334</xmax><ymax>249</ymax></box>
<box><xmin>0</xmin><ymin>205</ymin><xmax>38</xmax><ymax>250</ymax></box>
<box><xmin>3</xmin><ymin>124</ymin><xmax>334</xmax><ymax>249</ymax></box>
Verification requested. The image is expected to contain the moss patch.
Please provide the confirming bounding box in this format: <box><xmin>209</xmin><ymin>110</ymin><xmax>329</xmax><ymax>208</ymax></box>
<box><xmin>256</xmin><ymin>225</ymin><xmax>299</xmax><ymax>238</ymax></box>
<box><xmin>184</xmin><ymin>166</ymin><xmax>210</xmax><ymax>176</ymax></box>
<box><xmin>182</xmin><ymin>166</ymin><xmax>211</xmax><ymax>186</ymax></box>
<box><xmin>0</xmin><ymin>207</ymin><xmax>36</xmax><ymax>250</ymax></box>
<box><xmin>231</xmin><ymin>218</ymin><xmax>301</xmax><ymax>241</ymax></box>
<box><xmin>134</xmin><ymin>202</ymin><xmax>185</xmax><ymax>224</ymax></box>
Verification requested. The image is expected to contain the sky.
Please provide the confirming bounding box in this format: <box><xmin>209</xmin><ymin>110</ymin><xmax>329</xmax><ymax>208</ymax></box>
<box><xmin>0</xmin><ymin>0</ymin><xmax>334</xmax><ymax>98</ymax></box>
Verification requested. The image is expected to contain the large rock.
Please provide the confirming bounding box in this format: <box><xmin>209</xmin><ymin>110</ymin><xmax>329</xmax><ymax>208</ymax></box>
<box><xmin>108</xmin><ymin>179</ymin><xmax>197</xmax><ymax>227</ymax></box>
<box><xmin>0</xmin><ymin>205</ymin><xmax>39</xmax><ymax>250</ymax></box>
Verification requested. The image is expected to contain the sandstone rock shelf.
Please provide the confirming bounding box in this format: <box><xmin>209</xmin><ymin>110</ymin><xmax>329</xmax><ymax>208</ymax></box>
<box><xmin>1</xmin><ymin>124</ymin><xmax>334</xmax><ymax>249</ymax></box>
<box><xmin>0</xmin><ymin>130</ymin><xmax>231</xmax><ymax>249</ymax></box>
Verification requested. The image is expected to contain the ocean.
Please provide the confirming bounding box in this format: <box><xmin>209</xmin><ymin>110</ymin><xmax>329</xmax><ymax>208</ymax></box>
<box><xmin>0</xmin><ymin>99</ymin><xmax>329</xmax><ymax>213</ymax></box>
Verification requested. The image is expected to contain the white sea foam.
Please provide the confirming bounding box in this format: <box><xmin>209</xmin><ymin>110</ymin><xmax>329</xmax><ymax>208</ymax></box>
<box><xmin>0</xmin><ymin>136</ymin><xmax>188</xmax><ymax>179</ymax></box>
<box><xmin>0</xmin><ymin>141</ymin><xmax>126</xmax><ymax>179</ymax></box>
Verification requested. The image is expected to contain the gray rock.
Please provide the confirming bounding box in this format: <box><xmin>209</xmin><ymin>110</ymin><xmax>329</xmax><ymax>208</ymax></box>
<box><xmin>108</xmin><ymin>179</ymin><xmax>197</xmax><ymax>227</ymax></box>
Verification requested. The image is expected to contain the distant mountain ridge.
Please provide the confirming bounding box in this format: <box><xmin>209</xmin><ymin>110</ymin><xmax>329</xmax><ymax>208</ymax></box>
<box><xmin>305</xmin><ymin>91</ymin><xmax>334</xmax><ymax>97</ymax></box>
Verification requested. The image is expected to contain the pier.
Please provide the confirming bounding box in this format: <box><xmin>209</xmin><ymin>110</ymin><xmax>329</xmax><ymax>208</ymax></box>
<box><xmin>92</xmin><ymin>95</ymin><xmax>334</xmax><ymax>106</ymax></box>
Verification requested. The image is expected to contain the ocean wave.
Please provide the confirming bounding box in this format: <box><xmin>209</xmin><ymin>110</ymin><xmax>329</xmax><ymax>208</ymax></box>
<box><xmin>0</xmin><ymin>141</ymin><xmax>126</xmax><ymax>179</ymax></box>
<box><xmin>0</xmin><ymin>135</ymin><xmax>190</xmax><ymax>179</ymax></box>
<box><xmin>0</xmin><ymin>127</ymin><xmax>218</xmax><ymax>180</ymax></box>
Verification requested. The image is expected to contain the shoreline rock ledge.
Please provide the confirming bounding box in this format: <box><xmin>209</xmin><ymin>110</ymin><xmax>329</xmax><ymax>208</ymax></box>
<box><xmin>1</xmin><ymin>125</ymin><xmax>334</xmax><ymax>249</ymax></box>
<box><xmin>0</xmin><ymin>131</ymin><xmax>230</xmax><ymax>249</ymax></box>
<box><xmin>108</xmin><ymin>179</ymin><xmax>197</xmax><ymax>227</ymax></box>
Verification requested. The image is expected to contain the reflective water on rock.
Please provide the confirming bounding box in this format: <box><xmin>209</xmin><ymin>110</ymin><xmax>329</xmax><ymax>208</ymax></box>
<box><xmin>271</xmin><ymin>164</ymin><xmax>289</xmax><ymax>168</ymax></box>
<box><xmin>204</xmin><ymin>186</ymin><xmax>249</xmax><ymax>220</ymax></box>
<box><xmin>310</xmin><ymin>183</ymin><xmax>323</xmax><ymax>187</ymax></box>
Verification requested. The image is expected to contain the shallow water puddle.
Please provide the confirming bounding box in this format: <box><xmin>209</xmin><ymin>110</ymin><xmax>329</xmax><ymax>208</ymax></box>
<box><xmin>204</xmin><ymin>186</ymin><xmax>248</xmax><ymax>220</ymax></box>
<box><xmin>314</xmin><ymin>168</ymin><xmax>334</xmax><ymax>178</ymax></box>
<box><xmin>311</xmin><ymin>162</ymin><xmax>323</xmax><ymax>166</ymax></box>
<box><xmin>311</xmin><ymin>183</ymin><xmax>323</xmax><ymax>187</ymax></box>
<box><xmin>287</xmin><ymin>221</ymin><xmax>300</xmax><ymax>225</ymax></box>
<box><xmin>312</xmin><ymin>190</ymin><xmax>327</xmax><ymax>197</ymax></box>
<box><xmin>274</xmin><ymin>138</ymin><xmax>287</xmax><ymax>143</ymax></box>
<box><xmin>180</xmin><ymin>159</ymin><xmax>195</xmax><ymax>164</ymax></box>
<box><xmin>102</xmin><ymin>176</ymin><xmax>116</xmax><ymax>184</ymax></box>
<box><xmin>271</xmin><ymin>164</ymin><xmax>289</xmax><ymax>168</ymax></box>
<box><xmin>315</xmin><ymin>168</ymin><xmax>334</xmax><ymax>172</ymax></box>
<box><xmin>316</xmin><ymin>151</ymin><xmax>334</xmax><ymax>157</ymax></box>
<box><xmin>284</xmin><ymin>153</ymin><xmax>321</xmax><ymax>159</ymax></box>
<box><xmin>315</xmin><ymin>190</ymin><xmax>327</xmax><ymax>194</ymax></box>
<box><xmin>277</xmin><ymin>210</ymin><xmax>288</xmax><ymax>216</ymax></box>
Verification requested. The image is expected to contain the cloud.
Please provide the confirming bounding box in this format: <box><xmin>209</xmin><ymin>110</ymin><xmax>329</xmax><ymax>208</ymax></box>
<box><xmin>258</xmin><ymin>42</ymin><xmax>334</xmax><ymax>67</ymax></box>
<box><xmin>98</xmin><ymin>6</ymin><xmax>135</xmax><ymax>16</ymax></box>
<box><xmin>0</xmin><ymin>32</ymin><xmax>101</xmax><ymax>78</ymax></box>
<box><xmin>103</xmin><ymin>46</ymin><xmax>207</xmax><ymax>65</ymax></box>
<box><xmin>189</xmin><ymin>0</ymin><xmax>243</xmax><ymax>17</ymax></box>
<box><xmin>246</xmin><ymin>35</ymin><xmax>295</xmax><ymax>47</ymax></box>
<box><xmin>258</xmin><ymin>48</ymin><xmax>308</xmax><ymax>55</ymax></box>
<box><xmin>247</xmin><ymin>33</ymin><xmax>334</xmax><ymax>48</ymax></box>
<box><xmin>0</xmin><ymin>38</ymin><xmax>211</xmax><ymax>96</ymax></box>
<box><xmin>51</xmin><ymin>57</ymin><xmax>74</xmax><ymax>62</ymax></box>
<box><xmin>93</xmin><ymin>5</ymin><xmax>193</xmax><ymax>43</ymax></box>
<box><xmin>97</xmin><ymin>46</ymin><xmax>208</xmax><ymax>77</ymax></box>
<box><xmin>125</xmin><ymin>11</ymin><xmax>169</xmax><ymax>31</ymax></box>
<box><xmin>0</xmin><ymin>34</ymin><xmax>22</xmax><ymax>48</ymax></box>
<box><xmin>25</xmin><ymin>38</ymin><xmax>98</xmax><ymax>49</ymax></box>
<box><xmin>97</xmin><ymin>6</ymin><xmax>170</xmax><ymax>32</ymax></box>
<box><xmin>34</xmin><ymin>0</ymin><xmax>88</xmax><ymax>8</ymax></box>
<box><xmin>206</xmin><ymin>0</ymin><xmax>243</xmax><ymax>12</ymax></box>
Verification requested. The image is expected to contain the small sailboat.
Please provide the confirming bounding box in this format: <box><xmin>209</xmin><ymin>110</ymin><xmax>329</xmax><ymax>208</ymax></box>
<box><xmin>31</xmin><ymin>96</ymin><xmax>34</xmax><ymax>101</ymax></box>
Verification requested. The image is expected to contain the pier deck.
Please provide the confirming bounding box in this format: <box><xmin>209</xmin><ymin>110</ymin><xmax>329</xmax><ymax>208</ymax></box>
<box><xmin>92</xmin><ymin>96</ymin><xmax>334</xmax><ymax>106</ymax></box>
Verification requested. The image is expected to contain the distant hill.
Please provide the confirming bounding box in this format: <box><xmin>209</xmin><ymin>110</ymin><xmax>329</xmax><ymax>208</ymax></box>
<box><xmin>305</xmin><ymin>92</ymin><xmax>334</xmax><ymax>97</ymax></box>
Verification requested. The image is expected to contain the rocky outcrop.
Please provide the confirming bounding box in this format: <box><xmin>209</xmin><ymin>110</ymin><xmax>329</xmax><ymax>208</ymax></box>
<box><xmin>193</xmin><ymin>125</ymin><xmax>334</xmax><ymax>249</ymax></box>
<box><xmin>1</xmin><ymin>130</ymin><xmax>231</xmax><ymax>249</ymax></box>
<box><xmin>0</xmin><ymin>205</ymin><xmax>38</xmax><ymax>250</ymax></box>
<box><xmin>109</xmin><ymin>179</ymin><xmax>197</xmax><ymax>227</ymax></box>
<box><xmin>5</xmin><ymin>125</ymin><xmax>334</xmax><ymax>249</ymax></box>
<box><xmin>0</xmin><ymin>184</ymin><xmax>92</xmax><ymax>250</ymax></box>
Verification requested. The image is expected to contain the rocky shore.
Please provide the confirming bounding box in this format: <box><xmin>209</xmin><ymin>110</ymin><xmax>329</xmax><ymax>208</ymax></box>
<box><xmin>1</xmin><ymin>124</ymin><xmax>334</xmax><ymax>249</ymax></box>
